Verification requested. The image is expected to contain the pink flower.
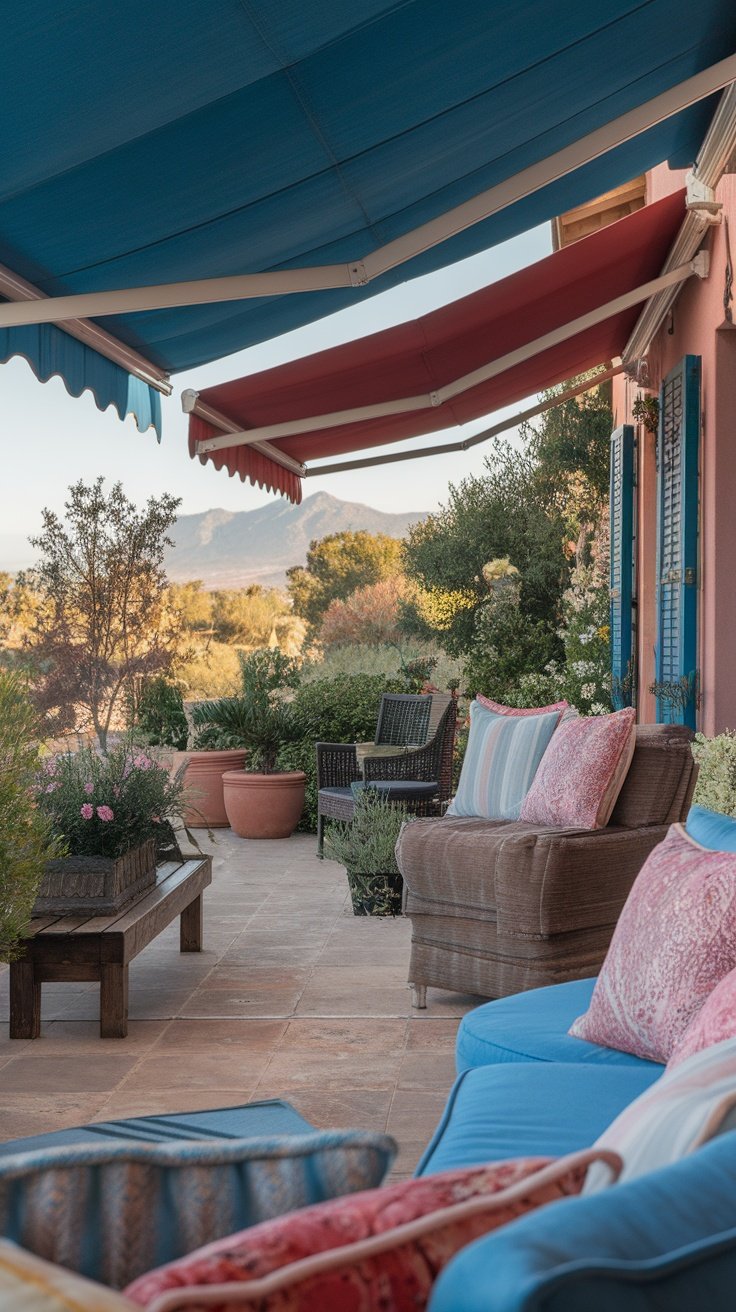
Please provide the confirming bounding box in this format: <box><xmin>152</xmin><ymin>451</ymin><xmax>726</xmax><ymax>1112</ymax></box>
<box><xmin>43</xmin><ymin>758</ymin><xmax>57</xmax><ymax>775</ymax></box>
<box><xmin>80</xmin><ymin>803</ymin><xmax>94</xmax><ymax>820</ymax></box>
<box><xmin>83</xmin><ymin>781</ymin><xmax>94</xmax><ymax>795</ymax></box>
<box><xmin>45</xmin><ymin>782</ymin><xmax>58</xmax><ymax>794</ymax></box>
<box><xmin>96</xmin><ymin>805</ymin><xmax>114</xmax><ymax>822</ymax></box>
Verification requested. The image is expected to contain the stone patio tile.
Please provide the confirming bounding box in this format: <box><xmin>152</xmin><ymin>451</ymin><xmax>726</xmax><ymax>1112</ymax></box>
<box><xmin>255</xmin><ymin>1048</ymin><xmax>402</xmax><ymax>1092</ymax></box>
<box><xmin>386</xmin><ymin>1140</ymin><xmax>429</xmax><ymax>1179</ymax></box>
<box><xmin>279</xmin><ymin>1018</ymin><xmax>408</xmax><ymax>1053</ymax></box>
<box><xmin>92</xmin><ymin>1090</ymin><xmax>254</xmax><ymax>1120</ymax></box>
<box><xmin>397</xmin><ymin>1050</ymin><xmax>458</xmax><ymax>1089</ymax></box>
<box><xmin>180</xmin><ymin>987</ymin><xmax>304</xmax><ymax>1018</ymax></box>
<box><xmin>0</xmin><ymin>1095</ymin><xmax>109</xmax><ymax>1139</ymax></box>
<box><xmin>154</xmin><ymin>1019</ymin><xmax>289</xmax><ymax>1051</ymax></box>
<box><xmin>405</xmin><ymin>1019</ymin><xmax>461</xmax><ymax>1050</ymax></box>
<box><xmin>387</xmin><ymin>1089</ymin><xmax>451</xmax><ymax>1141</ymax></box>
<box><xmin>295</xmin><ymin>985</ymin><xmax>413</xmax><ymax>1017</ymax></box>
<box><xmin>116</xmin><ymin>1052</ymin><xmax>271</xmax><ymax>1092</ymax></box>
<box><xmin>266</xmin><ymin>1088</ymin><xmax>394</xmax><ymax>1133</ymax></box>
<box><xmin>0</xmin><ymin>1053</ymin><xmax>137</xmax><ymax>1093</ymax></box>
<box><xmin>34</xmin><ymin>1020</ymin><xmax>169</xmax><ymax>1052</ymax></box>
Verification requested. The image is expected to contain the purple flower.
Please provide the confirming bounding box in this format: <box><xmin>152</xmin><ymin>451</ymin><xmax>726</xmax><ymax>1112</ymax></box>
<box><xmin>44</xmin><ymin>782</ymin><xmax>59</xmax><ymax>794</ymax></box>
<box><xmin>83</xmin><ymin>781</ymin><xmax>94</xmax><ymax>795</ymax></box>
<box><xmin>80</xmin><ymin>803</ymin><xmax>94</xmax><ymax>820</ymax></box>
<box><xmin>96</xmin><ymin>805</ymin><xmax>114</xmax><ymax>822</ymax></box>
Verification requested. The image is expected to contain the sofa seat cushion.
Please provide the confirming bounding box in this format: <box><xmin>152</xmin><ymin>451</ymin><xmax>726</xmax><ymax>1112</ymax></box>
<box><xmin>428</xmin><ymin>1132</ymin><xmax>736</xmax><ymax>1312</ymax></box>
<box><xmin>415</xmin><ymin>1063</ymin><xmax>660</xmax><ymax>1177</ymax></box>
<box><xmin>457</xmin><ymin>980</ymin><xmax>664</xmax><ymax>1073</ymax></box>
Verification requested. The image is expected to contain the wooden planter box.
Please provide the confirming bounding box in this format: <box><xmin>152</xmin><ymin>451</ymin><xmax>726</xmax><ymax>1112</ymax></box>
<box><xmin>33</xmin><ymin>839</ymin><xmax>158</xmax><ymax>915</ymax></box>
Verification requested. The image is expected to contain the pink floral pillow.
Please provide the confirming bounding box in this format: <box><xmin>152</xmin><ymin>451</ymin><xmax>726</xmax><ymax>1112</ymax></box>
<box><xmin>569</xmin><ymin>825</ymin><xmax>736</xmax><ymax>1063</ymax></box>
<box><xmin>668</xmin><ymin>967</ymin><xmax>736</xmax><ymax>1069</ymax></box>
<box><xmin>477</xmin><ymin>696</ymin><xmax>568</xmax><ymax>717</ymax></box>
<box><xmin>519</xmin><ymin>706</ymin><xmax>636</xmax><ymax>829</ymax></box>
<box><xmin>126</xmin><ymin>1150</ymin><xmax>618</xmax><ymax>1312</ymax></box>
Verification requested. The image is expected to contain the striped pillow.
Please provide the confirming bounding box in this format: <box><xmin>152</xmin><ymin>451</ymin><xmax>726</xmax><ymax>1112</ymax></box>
<box><xmin>447</xmin><ymin>699</ymin><xmax>562</xmax><ymax>821</ymax></box>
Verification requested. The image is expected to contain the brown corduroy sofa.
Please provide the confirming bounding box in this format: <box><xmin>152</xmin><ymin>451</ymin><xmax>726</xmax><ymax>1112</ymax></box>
<box><xmin>397</xmin><ymin>724</ymin><xmax>697</xmax><ymax>1007</ymax></box>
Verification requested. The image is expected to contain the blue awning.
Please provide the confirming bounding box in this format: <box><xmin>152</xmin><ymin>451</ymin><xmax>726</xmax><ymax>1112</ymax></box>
<box><xmin>1</xmin><ymin>0</ymin><xmax>735</xmax><ymax>383</ymax></box>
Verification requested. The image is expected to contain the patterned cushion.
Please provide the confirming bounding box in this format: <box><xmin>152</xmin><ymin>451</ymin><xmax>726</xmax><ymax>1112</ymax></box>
<box><xmin>519</xmin><ymin>706</ymin><xmax>636</xmax><ymax>829</ymax></box>
<box><xmin>0</xmin><ymin>1240</ymin><xmax>131</xmax><ymax>1311</ymax></box>
<box><xmin>476</xmin><ymin>696</ymin><xmax>568</xmax><ymax>717</ymax></box>
<box><xmin>0</xmin><ymin>1130</ymin><xmax>395</xmax><ymax>1290</ymax></box>
<box><xmin>447</xmin><ymin>699</ymin><xmax>562</xmax><ymax>821</ymax></box>
<box><xmin>125</xmin><ymin>1150</ymin><xmax>617</xmax><ymax>1311</ymax></box>
<box><xmin>668</xmin><ymin>967</ymin><xmax>736</xmax><ymax>1068</ymax></box>
<box><xmin>569</xmin><ymin>825</ymin><xmax>736</xmax><ymax>1062</ymax></box>
<box><xmin>584</xmin><ymin>1037</ymin><xmax>736</xmax><ymax>1194</ymax></box>
<box><xmin>686</xmin><ymin>803</ymin><xmax>736</xmax><ymax>851</ymax></box>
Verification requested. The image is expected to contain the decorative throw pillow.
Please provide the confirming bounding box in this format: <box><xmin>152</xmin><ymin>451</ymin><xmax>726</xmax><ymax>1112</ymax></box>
<box><xmin>476</xmin><ymin>696</ymin><xmax>568</xmax><ymax>717</ymax></box>
<box><xmin>126</xmin><ymin>1149</ymin><xmax>618</xmax><ymax>1311</ymax></box>
<box><xmin>668</xmin><ymin>967</ymin><xmax>736</xmax><ymax>1068</ymax></box>
<box><xmin>520</xmin><ymin>706</ymin><xmax>636</xmax><ymax>829</ymax></box>
<box><xmin>584</xmin><ymin>1036</ymin><xmax>736</xmax><ymax>1194</ymax></box>
<box><xmin>569</xmin><ymin>825</ymin><xmax>736</xmax><ymax>1063</ymax></box>
<box><xmin>0</xmin><ymin>1130</ymin><xmax>395</xmax><ymax>1291</ymax></box>
<box><xmin>686</xmin><ymin>803</ymin><xmax>736</xmax><ymax>852</ymax></box>
<box><xmin>446</xmin><ymin>699</ymin><xmax>562</xmax><ymax>821</ymax></box>
<box><xmin>0</xmin><ymin>1240</ymin><xmax>132</xmax><ymax>1311</ymax></box>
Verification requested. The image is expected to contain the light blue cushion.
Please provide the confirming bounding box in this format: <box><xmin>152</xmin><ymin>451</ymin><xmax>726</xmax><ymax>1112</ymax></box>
<box><xmin>415</xmin><ymin>1062</ymin><xmax>660</xmax><ymax>1176</ymax></box>
<box><xmin>0</xmin><ymin>1124</ymin><xmax>396</xmax><ymax>1288</ymax></box>
<box><xmin>686</xmin><ymin>803</ymin><xmax>736</xmax><ymax>852</ymax></box>
<box><xmin>456</xmin><ymin>980</ymin><xmax>664</xmax><ymax>1073</ymax></box>
<box><xmin>429</xmin><ymin>1131</ymin><xmax>736</xmax><ymax>1311</ymax></box>
<box><xmin>447</xmin><ymin>700</ymin><xmax>561</xmax><ymax>820</ymax></box>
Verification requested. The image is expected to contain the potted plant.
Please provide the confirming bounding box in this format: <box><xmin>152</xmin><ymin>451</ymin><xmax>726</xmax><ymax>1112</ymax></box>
<box><xmin>33</xmin><ymin>743</ymin><xmax>202</xmax><ymax>913</ymax></box>
<box><xmin>324</xmin><ymin>789</ymin><xmax>410</xmax><ymax>916</ymax></box>
<box><xmin>193</xmin><ymin>649</ymin><xmax>306</xmax><ymax>839</ymax></box>
<box><xmin>0</xmin><ymin>672</ymin><xmax>63</xmax><ymax>960</ymax></box>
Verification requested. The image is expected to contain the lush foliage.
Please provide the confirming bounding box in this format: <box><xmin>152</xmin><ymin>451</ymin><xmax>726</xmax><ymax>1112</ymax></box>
<box><xmin>319</xmin><ymin>577</ymin><xmax>408</xmax><ymax>647</ymax></box>
<box><xmin>22</xmin><ymin>478</ymin><xmax>182</xmax><ymax>750</ymax></box>
<box><xmin>324</xmin><ymin>790</ymin><xmax>409</xmax><ymax>916</ymax></box>
<box><xmin>34</xmin><ymin>742</ymin><xmax>191</xmax><ymax>860</ymax></box>
<box><xmin>279</xmin><ymin>672</ymin><xmax>407</xmax><ymax>830</ymax></box>
<box><xmin>191</xmin><ymin>648</ymin><xmax>302</xmax><ymax>772</ymax></box>
<box><xmin>522</xmin><ymin>376</ymin><xmax>613</xmax><ymax>533</ymax></box>
<box><xmin>462</xmin><ymin>574</ymin><xmax>560</xmax><ymax>701</ymax></box>
<box><xmin>127</xmin><ymin>676</ymin><xmax>189</xmax><ymax>751</ymax></box>
<box><xmin>287</xmin><ymin>531</ymin><xmax>403</xmax><ymax>631</ymax></box>
<box><xmin>0</xmin><ymin>672</ymin><xmax>63</xmax><ymax>961</ymax></box>
<box><xmin>692</xmin><ymin>732</ymin><xmax>736</xmax><ymax>816</ymax></box>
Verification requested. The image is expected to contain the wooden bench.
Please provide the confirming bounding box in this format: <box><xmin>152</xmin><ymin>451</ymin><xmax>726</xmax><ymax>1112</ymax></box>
<box><xmin>10</xmin><ymin>855</ymin><xmax>212</xmax><ymax>1040</ymax></box>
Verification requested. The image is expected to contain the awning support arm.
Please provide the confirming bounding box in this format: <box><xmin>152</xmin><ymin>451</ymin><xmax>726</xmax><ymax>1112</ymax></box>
<box><xmin>0</xmin><ymin>55</ymin><xmax>734</xmax><ymax>330</ymax></box>
<box><xmin>302</xmin><ymin>366</ymin><xmax>624</xmax><ymax>477</ymax></box>
<box><xmin>183</xmin><ymin>391</ymin><xmax>306</xmax><ymax>478</ymax></box>
<box><xmin>192</xmin><ymin>256</ymin><xmax>706</xmax><ymax>457</ymax></box>
<box><xmin>0</xmin><ymin>263</ymin><xmax>171</xmax><ymax>394</ymax></box>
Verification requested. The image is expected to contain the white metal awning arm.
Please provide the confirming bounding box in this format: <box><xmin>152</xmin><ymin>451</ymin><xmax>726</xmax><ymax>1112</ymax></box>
<box><xmin>0</xmin><ymin>54</ymin><xmax>735</xmax><ymax>331</ymax></box>
<box><xmin>192</xmin><ymin>257</ymin><xmax>706</xmax><ymax>457</ymax></box>
<box><xmin>0</xmin><ymin>263</ymin><xmax>172</xmax><ymax>394</ymax></box>
<box><xmin>182</xmin><ymin>391</ymin><xmax>306</xmax><ymax>478</ymax></box>
<box><xmin>302</xmin><ymin>365</ymin><xmax>624</xmax><ymax>477</ymax></box>
<box><xmin>624</xmin><ymin>81</ymin><xmax>736</xmax><ymax>370</ymax></box>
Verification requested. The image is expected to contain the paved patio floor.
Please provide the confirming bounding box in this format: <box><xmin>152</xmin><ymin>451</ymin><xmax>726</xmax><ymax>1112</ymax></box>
<box><xmin>0</xmin><ymin>832</ymin><xmax>481</xmax><ymax>1177</ymax></box>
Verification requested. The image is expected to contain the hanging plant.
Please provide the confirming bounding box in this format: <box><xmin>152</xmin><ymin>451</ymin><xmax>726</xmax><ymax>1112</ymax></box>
<box><xmin>632</xmin><ymin>392</ymin><xmax>660</xmax><ymax>434</ymax></box>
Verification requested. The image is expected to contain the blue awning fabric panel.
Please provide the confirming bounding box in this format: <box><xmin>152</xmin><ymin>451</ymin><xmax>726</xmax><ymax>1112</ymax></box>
<box><xmin>0</xmin><ymin>0</ymin><xmax>735</xmax><ymax>380</ymax></box>
<box><xmin>0</xmin><ymin>323</ymin><xmax>162</xmax><ymax>437</ymax></box>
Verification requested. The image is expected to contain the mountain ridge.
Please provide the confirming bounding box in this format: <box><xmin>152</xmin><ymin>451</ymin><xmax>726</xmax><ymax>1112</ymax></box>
<box><xmin>163</xmin><ymin>491</ymin><xmax>427</xmax><ymax>589</ymax></box>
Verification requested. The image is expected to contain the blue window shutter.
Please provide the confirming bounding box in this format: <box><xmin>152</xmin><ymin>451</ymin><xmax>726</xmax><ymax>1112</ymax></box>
<box><xmin>656</xmin><ymin>355</ymin><xmax>700</xmax><ymax>727</ymax></box>
<box><xmin>610</xmin><ymin>424</ymin><xmax>635</xmax><ymax>708</ymax></box>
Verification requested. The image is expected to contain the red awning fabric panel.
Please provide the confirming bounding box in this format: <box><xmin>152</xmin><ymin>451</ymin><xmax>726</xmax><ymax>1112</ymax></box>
<box><xmin>189</xmin><ymin>190</ymin><xmax>685</xmax><ymax>501</ymax></box>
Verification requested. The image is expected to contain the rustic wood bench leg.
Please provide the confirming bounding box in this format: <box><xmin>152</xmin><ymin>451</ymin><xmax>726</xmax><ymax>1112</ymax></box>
<box><xmin>10</xmin><ymin>961</ymin><xmax>41</xmax><ymax>1039</ymax></box>
<box><xmin>100</xmin><ymin>963</ymin><xmax>128</xmax><ymax>1038</ymax></box>
<box><xmin>180</xmin><ymin>893</ymin><xmax>203</xmax><ymax>953</ymax></box>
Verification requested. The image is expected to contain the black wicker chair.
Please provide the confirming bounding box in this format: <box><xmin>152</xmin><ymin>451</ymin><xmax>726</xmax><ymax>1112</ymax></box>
<box><xmin>316</xmin><ymin>697</ymin><xmax>457</xmax><ymax>857</ymax></box>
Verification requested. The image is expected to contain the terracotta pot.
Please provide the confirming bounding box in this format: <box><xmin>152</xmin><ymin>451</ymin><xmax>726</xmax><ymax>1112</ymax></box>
<box><xmin>172</xmin><ymin>750</ymin><xmax>247</xmax><ymax>828</ymax></box>
<box><xmin>222</xmin><ymin>770</ymin><xmax>307</xmax><ymax>839</ymax></box>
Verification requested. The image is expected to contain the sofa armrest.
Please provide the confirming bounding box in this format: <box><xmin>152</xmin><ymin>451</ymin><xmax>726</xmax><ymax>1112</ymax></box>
<box><xmin>494</xmin><ymin>825</ymin><xmax>669</xmax><ymax>939</ymax></box>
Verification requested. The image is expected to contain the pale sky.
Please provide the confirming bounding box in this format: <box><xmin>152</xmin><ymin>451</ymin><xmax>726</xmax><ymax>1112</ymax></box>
<box><xmin>0</xmin><ymin>223</ymin><xmax>551</xmax><ymax>564</ymax></box>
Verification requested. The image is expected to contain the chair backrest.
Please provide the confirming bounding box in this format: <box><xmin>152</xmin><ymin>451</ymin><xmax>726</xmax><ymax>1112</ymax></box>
<box><xmin>374</xmin><ymin>693</ymin><xmax>432</xmax><ymax>747</ymax></box>
<box><xmin>435</xmin><ymin>697</ymin><xmax>458</xmax><ymax>803</ymax></box>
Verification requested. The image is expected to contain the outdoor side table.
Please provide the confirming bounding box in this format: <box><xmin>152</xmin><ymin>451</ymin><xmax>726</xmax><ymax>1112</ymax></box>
<box><xmin>9</xmin><ymin>854</ymin><xmax>212</xmax><ymax>1040</ymax></box>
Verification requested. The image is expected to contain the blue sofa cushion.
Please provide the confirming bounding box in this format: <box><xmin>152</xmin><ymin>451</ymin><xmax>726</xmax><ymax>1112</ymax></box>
<box><xmin>429</xmin><ymin>1131</ymin><xmax>736</xmax><ymax>1311</ymax></box>
<box><xmin>456</xmin><ymin>980</ymin><xmax>664</xmax><ymax>1074</ymax></box>
<box><xmin>416</xmin><ymin>1062</ymin><xmax>660</xmax><ymax>1176</ymax></box>
<box><xmin>686</xmin><ymin>803</ymin><xmax>736</xmax><ymax>852</ymax></box>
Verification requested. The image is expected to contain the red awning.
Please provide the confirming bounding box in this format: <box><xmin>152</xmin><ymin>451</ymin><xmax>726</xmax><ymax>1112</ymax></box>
<box><xmin>188</xmin><ymin>190</ymin><xmax>686</xmax><ymax>502</ymax></box>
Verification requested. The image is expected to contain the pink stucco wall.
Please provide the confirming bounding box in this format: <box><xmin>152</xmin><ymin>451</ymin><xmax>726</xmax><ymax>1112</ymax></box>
<box><xmin>612</xmin><ymin>165</ymin><xmax>736</xmax><ymax>733</ymax></box>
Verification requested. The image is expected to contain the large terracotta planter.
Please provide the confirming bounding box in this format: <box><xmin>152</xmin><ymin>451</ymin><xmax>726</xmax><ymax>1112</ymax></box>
<box><xmin>222</xmin><ymin>770</ymin><xmax>306</xmax><ymax>839</ymax></box>
<box><xmin>172</xmin><ymin>750</ymin><xmax>247</xmax><ymax>828</ymax></box>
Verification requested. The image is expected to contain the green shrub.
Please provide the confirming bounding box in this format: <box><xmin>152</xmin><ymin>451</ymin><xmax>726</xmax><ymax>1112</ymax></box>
<box><xmin>279</xmin><ymin>673</ymin><xmax>406</xmax><ymax>831</ymax></box>
<box><xmin>0</xmin><ymin>672</ymin><xmax>63</xmax><ymax>961</ymax></box>
<box><xmin>692</xmin><ymin>732</ymin><xmax>736</xmax><ymax>816</ymax></box>
<box><xmin>131</xmin><ymin>676</ymin><xmax>188</xmax><ymax>750</ymax></box>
